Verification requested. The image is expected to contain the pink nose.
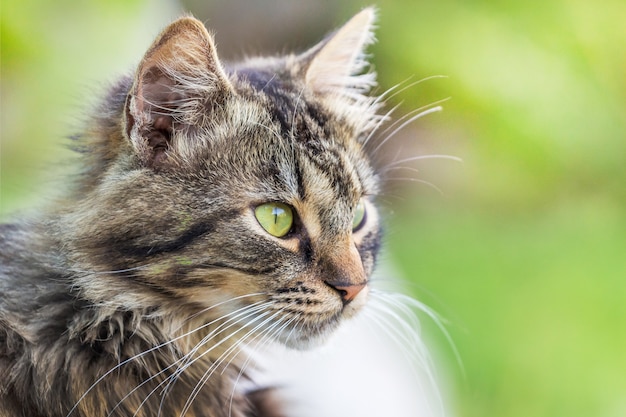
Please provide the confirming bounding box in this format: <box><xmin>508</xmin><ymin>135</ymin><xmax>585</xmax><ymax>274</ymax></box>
<box><xmin>325</xmin><ymin>280</ymin><xmax>367</xmax><ymax>304</ymax></box>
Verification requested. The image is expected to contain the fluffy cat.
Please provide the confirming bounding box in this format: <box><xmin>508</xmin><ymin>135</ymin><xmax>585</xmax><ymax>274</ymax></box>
<box><xmin>0</xmin><ymin>8</ymin><xmax>438</xmax><ymax>417</ymax></box>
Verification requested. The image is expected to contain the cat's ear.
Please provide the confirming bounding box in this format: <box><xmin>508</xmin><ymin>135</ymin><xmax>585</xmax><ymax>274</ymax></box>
<box><xmin>302</xmin><ymin>7</ymin><xmax>377</xmax><ymax>97</ymax></box>
<box><xmin>124</xmin><ymin>16</ymin><xmax>232</xmax><ymax>167</ymax></box>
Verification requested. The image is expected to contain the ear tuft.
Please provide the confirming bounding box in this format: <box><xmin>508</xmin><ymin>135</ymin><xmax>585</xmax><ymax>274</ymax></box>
<box><xmin>299</xmin><ymin>8</ymin><xmax>382</xmax><ymax>135</ymax></box>
<box><xmin>304</xmin><ymin>7</ymin><xmax>378</xmax><ymax>96</ymax></box>
<box><xmin>125</xmin><ymin>16</ymin><xmax>232</xmax><ymax>168</ymax></box>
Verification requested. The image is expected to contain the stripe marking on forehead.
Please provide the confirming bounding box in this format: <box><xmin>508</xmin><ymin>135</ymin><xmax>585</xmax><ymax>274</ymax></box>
<box><xmin>295</xmin><ymin>148</ymin><xmax>363</xmax><ymax>240</ymax></box>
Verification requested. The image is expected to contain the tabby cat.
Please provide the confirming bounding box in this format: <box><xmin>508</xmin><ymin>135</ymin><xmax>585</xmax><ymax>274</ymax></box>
<box><xmin>0</xmin><ymin>8</ymin><xmax>430</xmax><ymax>417</ymax></box>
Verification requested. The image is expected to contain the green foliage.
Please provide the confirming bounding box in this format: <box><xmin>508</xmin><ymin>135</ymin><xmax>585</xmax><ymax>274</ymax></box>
<box><xmin>1</xmin><ymin>0</ymin><xmax>178</xmax><ymax>215</ymax></box>
<box><xmin>389</xmin><ymin>198</ymin><xmax>626</xmax><ymax>417</ymax></box>
<box><xmin>1</xmin><ymin>1</ymin><xmax>624</xmax><ymax>416</ymax></box>
<box><xmin>371</xmin><ymin>1</ymin><xmax>626</xmax><ymax>416</ymax></box>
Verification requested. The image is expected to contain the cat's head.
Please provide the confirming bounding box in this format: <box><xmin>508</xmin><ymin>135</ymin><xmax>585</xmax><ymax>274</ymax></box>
<box><xmin>70</xmin><ymin>8</ymin><xmax>383</xmax><ymax>349</ymax></box>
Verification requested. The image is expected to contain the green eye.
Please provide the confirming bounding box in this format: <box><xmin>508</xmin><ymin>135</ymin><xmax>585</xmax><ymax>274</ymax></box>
<box><xmin>255</xmin><ymin>202</ymin><xmax>294</xmax><ymax>238</ymax></box>
<box><xmin>352</xmin><ymin>199</ymin><xmax>366</xmax><ymax>231</ymax></box>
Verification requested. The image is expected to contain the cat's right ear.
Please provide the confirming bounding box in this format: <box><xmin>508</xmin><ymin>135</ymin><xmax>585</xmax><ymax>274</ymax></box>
<box><xmin>124</xmin><ymin>17</ymin><xmax>233</xmax><ymax>168</ymax></box>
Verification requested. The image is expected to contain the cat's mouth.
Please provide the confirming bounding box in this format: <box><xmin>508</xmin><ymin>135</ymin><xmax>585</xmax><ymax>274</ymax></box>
<box><xmin>270</xmin><ymin>283</ymin><xmax>369</xmax><ymax>350</ymax></box>
<box><xmin>189</xmin><ymin>272</ymin><xmax>370</xmax><ymax>350</ymax></box>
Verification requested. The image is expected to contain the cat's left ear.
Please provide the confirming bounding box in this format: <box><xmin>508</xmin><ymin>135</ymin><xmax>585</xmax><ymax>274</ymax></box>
<box><xmin>124</xmin><ymin>16</ymin><xmax>233</xmax><ymax>168</ymax></box>
<box><xmin>301</xmin><ymin>7</ymin><xmax>377</xmax><ymax>97</ymax></box>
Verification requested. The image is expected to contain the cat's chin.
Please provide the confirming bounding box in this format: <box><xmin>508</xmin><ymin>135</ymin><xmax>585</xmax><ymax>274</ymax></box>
<box><xmin>278</xmin><ymin>300</ymin><xmax>367</xmax><ymax>351</ymax></box>
<box><xmin>279</xmin><ymin>324</ymin><xmax>339</xmax><ymax>351</ymax></box>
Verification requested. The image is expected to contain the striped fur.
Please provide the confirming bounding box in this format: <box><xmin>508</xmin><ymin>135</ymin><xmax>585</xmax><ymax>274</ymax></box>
<box><xmin>0</xmin><ymin>8</ymin><xmax>386</xmax><ymax>417</ymax></box>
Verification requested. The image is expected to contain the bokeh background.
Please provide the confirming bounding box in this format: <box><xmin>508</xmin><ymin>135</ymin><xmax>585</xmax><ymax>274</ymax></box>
<box><xmin>2</xmin><ymin>1</ymin><xmax>625</xmax><ymax>416</ymax></box>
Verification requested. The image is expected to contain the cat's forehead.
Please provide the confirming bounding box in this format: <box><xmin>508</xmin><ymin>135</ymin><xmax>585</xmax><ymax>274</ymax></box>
<box><xmin>230</xmin><ymin>66</ymin><xmax>363</xmax><ymax>157</ymax></box>
<box><xmin>233</xmin><ymin>65</ymin><xmax>330</xmax><ymax>135</ymax></box>
<box><xmin>224</xmin><ymin>67</ymin><xmax>377</xmax><ymax>200</ymax></box>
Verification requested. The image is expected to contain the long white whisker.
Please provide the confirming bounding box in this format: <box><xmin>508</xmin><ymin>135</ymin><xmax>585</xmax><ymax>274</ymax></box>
<box><xmin>213</xmin><ymin>309</ymin><xmax>283</xmax><ymax>377</ymax></box>
<box><xmin>251</xmin><ymin>121</ymin><xmax>283</xmax><ymax>142</ymax></box>
<box><xmin>65</xmin><ymin>295</ymin><xmax>267</xmax><ymax>417</ymax></box>
<box><xmin>171</xmin><ymin>303</ymin><xmax>269</xmax><ymax>381</ymax></box>
<box><xmin>368</xmin><ymin>75</ymin><xmax>447</xmax><ymax>118</ymax></box>
<box><xmin>361</xmin><ymin>99</ymin><xmax>400</xmax><ymax>147</ymax></box>
<box><xmin>172</xmin><ymin>293</ymin><xmax>267</xmax><ymax>334</ymax></box>
<box><xmin>67</xmin><ymin>265</ymin><xmax>150</xmax><ymax>275</ymax></box>
<box><xmin>209</xmin><ymin>307</ymin><xmax>281</xmax><ymax>370</ymax></box>
<box><xmin>154</xmin><ymin>303</ymin><xmax>274</xmax><ymax>417</ymax></box>
<box><xmin>365</xmin><ymin>308</ymin><xmax>442</xmax><ymax>417</ymax></box>
<box><xmin>364</xmin><ymin>292</ymin><xmax>447</xmax><ymax>417</ymax></box>
<box><xmin>378</xmin><ymin>99</ymin><xmax>447</xmax><ymax>141</ymax></box>
<box><xmin>283</xmin><ymin>313</ymin><xmax>306</xmax><ymax>347</ymax></box>
<box><xmin>362</xmin><ymin>76</ymin><xmax>448</xmax><ymax>148</ymax></box>
<box><xmin>384</xmin><ymin>75</ymin><xmax>448</xmax><ymax>103</ymax></box>
<box><xmin>176</xmin><ymin>308</ymin><xmax>276</xmax><ymax>416</ymax></box>
<box><xmin>385</xmin><ymin>177</ymin><xmax>446</xmax><ymax>195</ymax></box>
<box><xmin>159</xmin><ymin>302</ymin><xmax>274</xmax><ymax>401</ymax></box>
<box><xmin>374</xmin><ymin>291</ymin><xmax>464</xmax><ymax>375</ymax></box>
<box><xmin>289</xmin><ymin>86</ymin><xmax>306</xmax><ymax>139</ymax></box>
<box><xmin>385</xmin><ymin>154</ymin><xmax>463</xmax><ymax>169</ymax></box>
<box><xmin>104</xmin><ymin>300</ymin><xmax>269</xmax><ymax>417</ymax></box>
<box><xmin>227</xmin><ymin>313</ymin><xmax>296</xmax><ymax>417</ymax></box>
<box><xmin>368</xmin><ymin>307</ymin><xmax>428</xmax><ymax>365</ymax></box>
<box><xmin>228</xmin><ymin>310</ymin><xmax>294</xmax><ymax>376</ymax></box>
<box><xmin>361</xmin><ymin>103</ymin><xmax>400</xmax><ymax>148</ymax></box>
<box><xmin>371</xmin><ymin>102</ymin><xmax>448</xmax><ymax>156</ymax></box>
<box><xmin>383</xmin><ymin>166</ymin><xmax>421</xmax><ymax>176</ymax></box>
<box><xmin>180</xmin><ymin>309</ymin><xmax>282</xmax><ymax>417</ymax></box>
<box><xmin>223</xmin><ymin>312</ymin><xmax>289</xmax><ymax>375</ymax></box>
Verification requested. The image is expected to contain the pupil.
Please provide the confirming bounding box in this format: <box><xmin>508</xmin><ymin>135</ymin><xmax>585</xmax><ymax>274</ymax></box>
<box><xmin>273</xmin><ymin>207</ymin><xmax>280</xmax><ymax>224</ymax></box>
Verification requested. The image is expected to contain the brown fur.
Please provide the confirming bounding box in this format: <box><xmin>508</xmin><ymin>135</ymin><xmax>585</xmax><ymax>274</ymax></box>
<box><xmin>0</xmin><ymin>8</ymin><xmax>385</xmax><ymax>417</ymax></box>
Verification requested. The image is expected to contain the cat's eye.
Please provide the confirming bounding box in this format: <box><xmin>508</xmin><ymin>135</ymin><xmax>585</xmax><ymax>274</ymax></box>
<box><xmin>255</xmin><ymin>202</ymin><xmax>294</xmax><ymax>238</ymax></box>
<box><xmin>352</xmin><ymin>199</ymin><xmax>366</xmax><ymax>231</ymax></box>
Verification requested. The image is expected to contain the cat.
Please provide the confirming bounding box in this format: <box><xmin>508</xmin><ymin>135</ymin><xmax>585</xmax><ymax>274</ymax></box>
<box><xmin>0</xmin><ymin>7</ymin><xmax>439</xmax><ymax>417</ymax></box>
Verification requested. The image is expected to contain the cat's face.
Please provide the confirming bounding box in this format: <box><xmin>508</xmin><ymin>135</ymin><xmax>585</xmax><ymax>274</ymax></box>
<box><xmin>68</xmin><ymin>11</ymin><xmax>382</xmax><ymax>349</ymax></box>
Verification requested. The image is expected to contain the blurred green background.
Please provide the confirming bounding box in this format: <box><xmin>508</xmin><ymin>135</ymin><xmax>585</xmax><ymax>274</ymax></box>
<box><xmin>1</xmin><ymin>1</ymin><xmax>625</xmax><ymax>416</ymax></box>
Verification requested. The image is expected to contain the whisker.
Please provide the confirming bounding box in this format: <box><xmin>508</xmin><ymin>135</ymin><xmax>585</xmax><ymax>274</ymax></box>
<box><xmin>172</xmin><ymin>311</ymin><xmax>276</xmax><ymax>416</ymax></box>
<box><xmin>371</xmin><ymin>99</ymin><xmax>449</xmax><ymax>156</ymax></box>
<box><xmin>384</xmin><ymin>177</ymin><xmax>446</xmax><ymax>195</ymax></box>
<box><xmin>251</xmin><ymin>121</ymin><xmax>283</xmax><ymax>142</ymax></box>
<box><xmin>108</xmin><ymin>301</ymin><xmax>270</xmax><ymax>417</ymax></box>
<box><xmin>155</xmin><ymin>302</ymin><xmax>271</xmax><ymax>416</ymax></box>
<box><xmin>283</xmin><ymin>313</ymin><xmax>305</xmax><ymax>347</ymax></box>
<box><xmin>289</xmin><ymin>86</ymin><xmax>306</xmax><ymax>139</ymax></box>
<box><xmin>141</xmin><ymin>302</ymin><xmax>276</xmax><ymax>417</ymax></box>
<box><xmin>361</xmin><ymin>103</ymin><xmax>400</xmax><ymax>148</ymax></box>
<box><xmin>214</xmin><ymin>309</ymin><xmax>283</xmax><ymax>377</ymax></box>
<box><xmin>385</xmin><ymin>154</ymin><xmax>463</xmax><ymax>169</ymax></box>
<box><xmin>378</xmin><ymin>101</ymin><xmax>445</xmax><ymax>141</ymax></box>
<box><xmin>231</xmin><ymin>310</ymin><xmax>293</xmax><ymax>375</ymax></box>
<box><xmin>374</xmin><ymin>291</ymin><xmax>464</xmax><ymax>375</ymax></box>
<box><xmin>359</xmin><ymin>78</ymin><xmax>416</xmax><ymax>144</ymax></box>
<box><xmin>224</xmin><ymin>312</ymin><xmax>289</xmax><ymax>375</ymax></box>
<box><xmin>159</xmin><ymin>302</ymin><xmax>274</xmax><ymax>399</ymax></box>
<box><xmin>68</xmin><ymin>297</ymin><xmax>267</xmax><ymax>417</ymax></box>
<box><xmin>364</xmin><ymin>291</ymin><xmax>448</xmax><ymax>417</ymax></box>
<box><xmin>368</xmin><ymin>74</ymin><xmax>447</xmax><ymax>122</ymax></box>
<box><xmin>172</xmin><ymin>293</ymin><xmax>267</xmax><ymax>333</ymax></box>
<box><xmin>383</xmin><ymin>75</ymin><xmax>448</xmax><ymax>103</ymax></box>
<box><xmin>365</xmin><ymin>309</ymin><xmax>443</xmax><ymax>417</ymax></box>
<box><xmin>179</xmin><ymin>308</ymin><xmax>282</xmax><ymax>417</ymax></box>
<box><xmin>67</xmin><ymin>265</ymin><xmax>151</xmax><ymax>276</ymax></box>
<box><xmin>260</xmin><ymin>73</ymin><xmax>277</xmax><ymax>92</ymax></box>
<box><xmin>227</xmin><ymin>313</ymin><xmax>296</xmax><ymax>417</ymax></box>
<box><xmin>382</xmin><ymin>165</ymin><xmax>421</xmax><ymax>176</ymax></box>
<box><xmin>208</xmin><ymin>307</ymin><xmax>282</xmax><ymax>369</ymax></box>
